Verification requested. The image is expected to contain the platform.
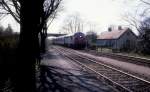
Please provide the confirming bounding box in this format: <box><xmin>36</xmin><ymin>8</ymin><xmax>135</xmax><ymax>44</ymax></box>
<box><xmin>37</xmin><ymin>47</ymin><xmax>116</xmax><ymax>92</ymax></box>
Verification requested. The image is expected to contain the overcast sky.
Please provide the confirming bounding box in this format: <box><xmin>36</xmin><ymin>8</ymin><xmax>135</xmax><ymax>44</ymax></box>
<box><xmin>48</xmin><ymin>0</ymin><xmax>142</xmax><ymax>35</ymax></box>
<box><xmin>0</xmin><ymin>0</ymin><xmax>144</xmax><ymax>35</ymax></box>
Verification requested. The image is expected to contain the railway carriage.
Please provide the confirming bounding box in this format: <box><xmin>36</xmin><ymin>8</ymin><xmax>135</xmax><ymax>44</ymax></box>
<box><xmin>52</xmin><ymin>32</ymin><xmax>86</xmax><ymax>49</ymax></box>
<box><xmin>64</xmin><ymin>35</ymin><xmax>74</xmax><ymax>47</ymax></box>
<box><xmin>53</xmin><ymin>36</ymin><xmax>64</xmax><ymax>45</ymax></box>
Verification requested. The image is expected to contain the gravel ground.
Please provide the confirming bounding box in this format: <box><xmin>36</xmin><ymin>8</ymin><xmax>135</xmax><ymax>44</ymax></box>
<box><xmin>38</xmin><ymin>47</ymin><xmax>117</xmax><ymax>92</ymax></box>
<box><xmin>73</xmin><ymin>49</ymin><xmax>150</xmax><ymax>81</ymax></box>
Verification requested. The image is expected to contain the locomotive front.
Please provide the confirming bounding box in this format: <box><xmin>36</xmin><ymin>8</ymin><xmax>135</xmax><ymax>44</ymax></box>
<box><xmin>73</xmin><ymin>32</ymin><xmax>86</xmax><ymax>49</ymax></box>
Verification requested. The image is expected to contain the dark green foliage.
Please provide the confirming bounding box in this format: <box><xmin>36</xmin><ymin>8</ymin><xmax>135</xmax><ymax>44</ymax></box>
<box><xmin>1</xmin><ymin>0</ymin><xmax>62</xmax><ymax>91</ymax></box>
<box><xmin>0</xmin><ymin>25</ymin><xmax>18</xmax><ymax>91</ymax></box>
<box><xmin>138</xmin><ymin>28</ymin><xmax>150</xmax><ymax>54</ymax></box>
<box><xmin>137</xmin><ymin>17</ymin><xmax>150</xmax><ymax>55</ymax></box>
<box><xmin>4</xmin><ymin>24</ymin><xmax>13</xmax><ymax>35</ymax></box>
<box><xmin>86</xmin><ymin>31</ymin><xmax>97</xmax><ymax>49</ymax></box>
<box><xmin>0</xmin><ymin>25</ymin><xmax>18</xmax><ymax>49</ymax></box>
<box><xmin>0</xmin><ymin>26</ymin><xmax>4</xmax><ymax>35</ymax></box>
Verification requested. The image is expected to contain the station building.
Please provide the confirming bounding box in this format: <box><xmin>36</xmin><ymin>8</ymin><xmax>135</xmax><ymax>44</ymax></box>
<box><xmin>96</xmin><ymin>27</ymin><xmax>138</xmax><ymax>51</ymax></box>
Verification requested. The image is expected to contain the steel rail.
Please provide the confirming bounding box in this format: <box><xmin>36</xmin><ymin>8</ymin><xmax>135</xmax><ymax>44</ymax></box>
<box><xmin>54</xmin><ymin>46</ymin><xmax>150</xmax><ymax>92</ymax></box>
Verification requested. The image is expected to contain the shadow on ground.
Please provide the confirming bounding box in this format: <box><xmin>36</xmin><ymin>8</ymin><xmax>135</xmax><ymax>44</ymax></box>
<box><xmin>37</xmin><ymin>65</ymin><xmax>113</xmax><ymax>92</ymax></box>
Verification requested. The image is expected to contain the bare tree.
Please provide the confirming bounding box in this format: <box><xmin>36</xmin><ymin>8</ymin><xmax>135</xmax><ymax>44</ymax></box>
<box><xmin>86</xmin><ymin>23</ymin><xmax>97</xmax><ymax>49</ymax></box>
<box><xmin>122</xmin><ymin>0</ymin><xmax>150</xmax><ymax>34</ymax></box>
<box><xmin>39</xmin><ymin>0</ymin><xmax>62</xmax><ymax>53</ymax></box>
<box><xmin>62</xmin><ymin>14</ymin><xmax>84</xmax><ymax>34</ymax></box>
<box><xmin>122</xmin><ymin>13</ymin><xmax>142</xmax><ymax>34</ymax></box>
<box><xmin>0</xmin><ymin>0</ymin><xmax>20</xmax><ymax>23</ymax></box>
<box><xmin>0</xmin><ymin>0</ymin><xmax>62</xmax><ymax>53</ymax></box>
<box><xmin>141</xmin><ymin>0</ymin><xmax>150</xmax><ymax>5</ymax></box>
<box><xmin>0</xmin><ymin>0</ymin><xmax>62</xmax><ymax>91</ymax></box>
<box><xmin>86</xmin><ymin>31</ymin><xmax>97</xmax><ymax>45</ymax></box>
<box><xmin>123</xmin><ymin>0</ymin><xmax>150</xmax><ymax>54</ymax></box>
<box><xmin>137</xmin><ymin>17</ymin><xmax>150</xmax><ymax>54</ymax></box>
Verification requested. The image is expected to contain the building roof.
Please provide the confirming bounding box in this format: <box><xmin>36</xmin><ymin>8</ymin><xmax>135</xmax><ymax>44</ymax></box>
<box><xmin>97</xmin><ymin>28</ymin><xmax>131</xmax><ymax>40</ymax></box>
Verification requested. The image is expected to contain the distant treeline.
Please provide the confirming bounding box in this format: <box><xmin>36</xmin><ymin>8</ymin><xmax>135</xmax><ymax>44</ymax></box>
<box><xmin>0</xmin><ymin>25</ymin><xmax>19</xmax><ymax>49</ymax></box>
<box><xmin>0</xmin><ymin>25</ymin><xmax>19</xmax><ymax>91</ymax></box>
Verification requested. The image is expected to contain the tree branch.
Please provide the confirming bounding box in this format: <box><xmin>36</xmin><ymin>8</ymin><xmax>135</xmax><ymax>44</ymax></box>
<box><xmin>1</xmin><ymin>0</ymin><xmax>20</xmax><ymax>23</ymax></box>
<box><xmin>141</xmin><ymin>0</ymin><xmax>150</xmax><ymax>5</ymax></box>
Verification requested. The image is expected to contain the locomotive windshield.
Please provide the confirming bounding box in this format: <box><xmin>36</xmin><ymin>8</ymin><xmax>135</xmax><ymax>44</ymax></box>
<box><xmin>74</xmin><ymin>32</ymin><xmax>85</xmax><ymax>38</ymax></box>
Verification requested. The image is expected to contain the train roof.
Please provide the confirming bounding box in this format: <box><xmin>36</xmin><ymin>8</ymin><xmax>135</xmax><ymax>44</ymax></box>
<box><xmin>54</xmin><ymin>32</ymin><xmax>85</xmax><ymax>39</ymax></box>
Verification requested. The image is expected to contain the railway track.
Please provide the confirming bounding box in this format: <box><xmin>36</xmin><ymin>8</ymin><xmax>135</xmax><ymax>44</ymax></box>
<box><xmin>82</xmin><ymin>50</ymin><xmax>150</xmax><ymax>68</ymax></box>
<box><xmin>54</xmin><ymin>46</ymin><xmax>150</xmax><ymax>92</ymax></box>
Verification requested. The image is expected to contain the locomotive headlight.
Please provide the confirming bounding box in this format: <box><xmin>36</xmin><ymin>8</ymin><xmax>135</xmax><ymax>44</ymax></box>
<box><xmin>80</xmin><ymin>36</ymin><xmax>82</xmax><ymax>38</ymax></box>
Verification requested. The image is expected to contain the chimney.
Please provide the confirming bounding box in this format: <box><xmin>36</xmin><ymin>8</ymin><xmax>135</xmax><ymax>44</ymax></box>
<box><xmin>108</xmin><ymin>27</ymin><xmax>112</xmax><ymax>32</ymax></box>
<box><xmin>118</xmin><ymin>26</ymin><xmax>122</xmax><ymax>30</ymax></box>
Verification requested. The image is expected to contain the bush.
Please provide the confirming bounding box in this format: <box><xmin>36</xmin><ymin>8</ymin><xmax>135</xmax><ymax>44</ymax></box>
<box><xmin>0</xmin><ymin>25</ymin><xmax>19</xmax><ymax>91</ymax></box>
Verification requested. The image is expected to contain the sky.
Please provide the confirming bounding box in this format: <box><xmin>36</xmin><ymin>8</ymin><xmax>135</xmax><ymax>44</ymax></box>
<box><xmin>0</xmin><ymin>15</ymin><xmax>20</xmax><ymax>32</ymax></box>
<box><xmin>48</xmin><ymin>0</ymin><xmax>142</xmax><ymax>35</ymax></box>
<box><xmin>0</xmin><ymin>0</ymin><xmax>144</xmax><ymax>35</ymax></box>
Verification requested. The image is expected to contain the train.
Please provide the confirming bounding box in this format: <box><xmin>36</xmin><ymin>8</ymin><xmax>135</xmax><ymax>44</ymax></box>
<box><xmin>52</xmin><ymin>32</ymin><xmax>86</xmax><ymax>49</ymax></box>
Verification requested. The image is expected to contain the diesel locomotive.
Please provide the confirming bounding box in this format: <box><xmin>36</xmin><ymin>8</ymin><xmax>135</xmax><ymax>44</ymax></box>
<box><xmin>52</xmin><ymin>32</ymin><xmax>86</xmax><ymax>49</ymax></box>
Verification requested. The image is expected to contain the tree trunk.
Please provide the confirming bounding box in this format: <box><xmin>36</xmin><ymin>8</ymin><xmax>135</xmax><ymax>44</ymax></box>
<box><xmin>14</xmin><ymin>0</ymin><xmax>41</xmax><ymax>92</ymax></box>
<box><xmin>40</xmin><ymin>23</ymin><xmax>47</xmax><ymax>53</ymax></box>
